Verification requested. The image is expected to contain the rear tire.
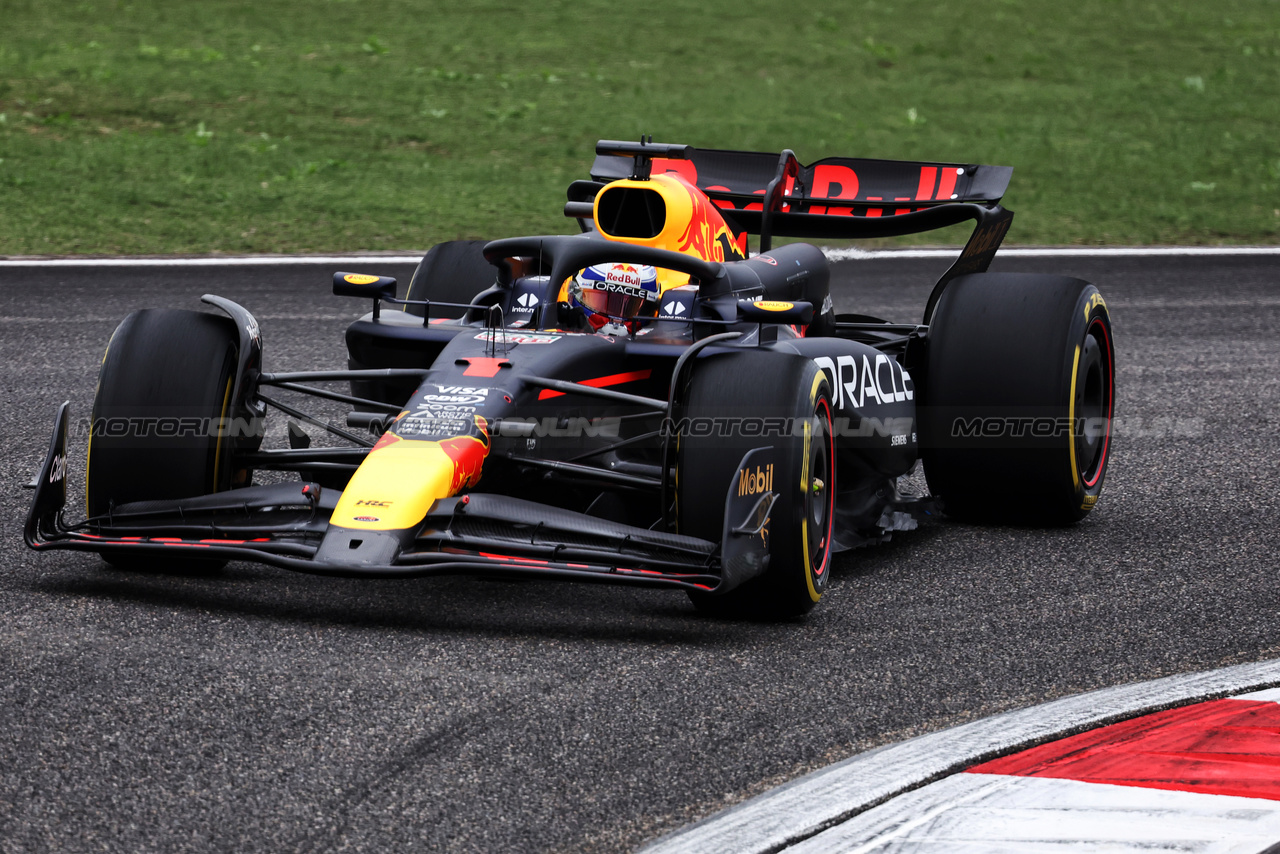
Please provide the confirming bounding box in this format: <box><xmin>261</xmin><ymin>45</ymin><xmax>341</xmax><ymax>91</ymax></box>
<box><xmin>678</xmin><ymin>351</ymin><xmax>836</xmax><ymax>619</ymax></box>
<box><xmin>87</xmin><ymin>309</ymin><xmax>240</xmax><ymax>570</ymax></box>
<box><xmin>403</xmin><ymin>240</ymin><xmax>495</xmax><ymax>319</ymax></box>
<box><xmin>919</xmin><ymin>273</ymin><xmax>1115</xmax><ymax>525</ymax></box>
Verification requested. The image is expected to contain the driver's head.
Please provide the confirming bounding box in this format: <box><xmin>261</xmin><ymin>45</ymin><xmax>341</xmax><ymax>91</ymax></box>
<box><xmin>569</xmin><ymin>263</ymin><xmax>659</xmax><ymax>334</ymax></box>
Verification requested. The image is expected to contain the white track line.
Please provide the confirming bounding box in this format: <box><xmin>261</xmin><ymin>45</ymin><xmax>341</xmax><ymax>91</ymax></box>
<box><xmin>1</xmin><ymin>247</ymin><xmax>1279</xmax><ymax>268</ymax></box>
<box><xmin>638</xmin><ymin>658</ymin><xmax>1280</xmax><ymax>854</ymax></box>
<box><xmin>824</xmin><ymin>246</ymin><xmax>1280</xmax><ymax>261</ymax></box>
<box><xmin>0</xmin><ymin>255</ymin><xmax>426</xmax><ymax>268</ymax></box>
<box><xmin>791</xmin><ymin>773</ymin><xmax>1280</xmax><ymax>853</ymax></box>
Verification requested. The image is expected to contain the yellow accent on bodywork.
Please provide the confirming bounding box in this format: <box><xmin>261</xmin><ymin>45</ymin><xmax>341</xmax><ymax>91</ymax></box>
<box><xmin>557</xmin><ymin>173</ymin><xmax>747</xmax><ymax>300</ymax></box>
<box><xmin>332</xmin><ymin>437</ymin><xmax>471</xmax><ymax>531</ymax></box>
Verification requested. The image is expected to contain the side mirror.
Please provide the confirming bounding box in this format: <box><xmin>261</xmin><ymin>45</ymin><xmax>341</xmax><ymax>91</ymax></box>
<box><xmin>738</xmin><ymin>299</ymin><xmax>814</xmax><ymax>325</ymax></box>
<box><xmin>333</xmin><ymin>272</ymin><xmax>397</xmax><ymax>300</ymax></box>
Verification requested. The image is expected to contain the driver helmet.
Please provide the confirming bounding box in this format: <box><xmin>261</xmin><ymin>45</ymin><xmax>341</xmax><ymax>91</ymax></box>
<box><xmin>570</xmin><ymin>262</ymin><xmax>659</xmax><ymax>334</ymax></box>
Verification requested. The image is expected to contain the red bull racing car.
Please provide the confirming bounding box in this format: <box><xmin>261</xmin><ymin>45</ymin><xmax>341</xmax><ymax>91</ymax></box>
<box><xmin>25</xmin><ymin>139</ymin><xmax>1115</xmax><ymax>618</ymax></box>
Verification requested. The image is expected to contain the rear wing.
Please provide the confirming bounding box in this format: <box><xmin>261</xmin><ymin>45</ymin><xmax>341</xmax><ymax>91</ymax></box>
<box><xmin>586</xmin><ymin>140</ymin><xmax>1015</xmax><ymax>322</ymax></box>
<box><xmin>592</xmin><ymin>143</ymin><xmax>1011</xmax><ymax>218</ymax></box>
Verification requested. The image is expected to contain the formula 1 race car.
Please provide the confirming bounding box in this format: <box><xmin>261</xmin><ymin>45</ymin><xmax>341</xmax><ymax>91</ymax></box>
<box><xmin>25</xmin><ymin>139</ymin><xmax>1115</xmax><ymax>618</ymax></box>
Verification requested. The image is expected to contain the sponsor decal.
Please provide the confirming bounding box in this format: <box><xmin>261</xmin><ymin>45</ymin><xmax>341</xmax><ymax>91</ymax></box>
<box><xmin>516</xmin><ymin>292</ymin><xmax>539</xmax><ymax>309</ymax></box>
<box><xmin>809</xmin><ymin>164</ymin><xmax>860</xmax><ymax>215</ymax></box>
<box><xmin>354</xmin><ymin>499</ymin><xmax>392</xmax><ymax>507</ymax></box>
<box><xmin>738</xmin><ymin>463</ymin><xmax>774</xmax><ymax>497</ymax></box>
<box><xmin>48</xmin><ymin>452</ymin><xmax>66</xmax><ymax>484</ymax></box>
<box><xmin>343</xmin><ymin>273</ymin><xmax>381</xmax><ymax>285</ymax></box>
<box><xmin>244</xmin><ymin>317</ymin><xmax>261</xmax><ymax>343</ymax></box>
<box><xmin>421</xmin><ymin>395</ymin><xmax>482</xmax><ymax>406</ymax></box>
<box><xmin>473</xmin><ymin>332</ymin><xmax>561</xmax><ymax>345</ymax></box>
<box><xmin>757</xmin><ymin>255</ymin><xmax>779</xmax><ymax>266</ymax></box>
<box><xmin>813</xmin><ymin>354</ymin><xmax>915</xmax><ymax>410</ymax></box>
<box><xmin>397</xmin><ymin>416</ymin><xmax>472</xmax><ymax>437</ymax></box>
<box><xmin>420</xmin><ymin>386</ymin><xmax>491</xmax><ymax>407</ymax></box>
<box><xmin>605</xmin><ymin>264</ymin><xmax>643</xmax><ymax>287</ymax></box>
<box><xmin>753</xmin><ymin>300</ymin><xmax>795</xmax><ymax>312</ymax></box>
<box><xmin>353</xmin><ymin>516</ymin><xmax>380</xmax><ymax>523</ymax></box>
<box><xmin>400</xmin><ymin>386</ymin><xmax>501</xmax><ymax>429</ymax></box>
<box><xmin>659</xmin><ymin>287</ymin><xmax>697</xmax><ymax>319</ymax></box>
<box><xmin>960</xmin><ymin>215</ymin><xmax>1012</xmax><ymax>260</ymax></box>
<box><xmin>593</xmin><ymin>280</ymin><xmax>655</xmax><ymax>300</ymax></box>
<box><xmin>434</xmin><ymin>385</ymin><xmax>491</xmax><ymax>396</ymax></box>
<box><xmin>821</xmin><ymin>293</ymin><xmax>834</xmax><ymax>315</ymax></box>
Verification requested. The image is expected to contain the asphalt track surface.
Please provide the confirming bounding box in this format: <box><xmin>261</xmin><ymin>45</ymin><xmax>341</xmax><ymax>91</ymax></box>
<box><xmin>1</xmin><ymin>253</ymin><xmax>1278</xmax><ymax>853</ymax></box>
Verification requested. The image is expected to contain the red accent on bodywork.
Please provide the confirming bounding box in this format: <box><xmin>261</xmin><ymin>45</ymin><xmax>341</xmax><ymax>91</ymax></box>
<box><xmin>371</xmin><ymin>431</ymin><xmax>402</xmax><ymax>452</ymax></box>
<box><xmin>537</xmin><ymin>369</ymin><xmax>653</xmax><ymax>400</ymax></box>
<box><xmin>704</xmin><ymin>185</ymin><xmax>736</xmax><ymax>211</ymax></box>
<box><xmin>462</xmin><ymin>357</ymin><xmax>510</xmax><ymax>377</ymax></box>
<box><xmin>969</xmin><ymin>698</ymin><xmax>1280</xmax><ymax>802</ymax></box>
<box><xmin>650</xmin><ymin>158</ymin><xmax>698</xmax><ymax>184</ymax></box>
<box><xmin>479</xmin><ymin>552</ymin><xmax>549</xmax><ymax>565</ymax></box>
<box><xmin>438</xmin><ymin>416</ymin><xmax>490</xmax><ymax>493</ymax></box>
<box><xmin>810</xmin><ymin>164</ymin><xmax>859</xmax><ymax>216</ymax></box>
<box><xmin>916</xmin><ymin>166</ymin><xmax>938</xmax><ymax>200</ymax></box>
<box><xmin>936</xmin><ymin>167</ymin><xmax>959</xmax><ymax>200</ymax></box>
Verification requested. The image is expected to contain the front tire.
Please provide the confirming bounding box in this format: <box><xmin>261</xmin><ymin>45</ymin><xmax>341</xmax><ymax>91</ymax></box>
<box><xmin>919</xmin><ymin>273</ymin><xmax>1115</xmax><ymax>524</ymax></box>
<box><xmin>87</xmin><ymin>309</ymin><xmax>241</xmax><ymax>570</ymax></box>
<box><xmin>678</xmin><ymin>351</ymin><xmax>836</xmax><ymax>619</ymax></box>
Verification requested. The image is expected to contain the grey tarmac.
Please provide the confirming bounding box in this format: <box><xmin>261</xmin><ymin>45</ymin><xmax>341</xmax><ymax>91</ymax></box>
<box><xmin>0</xmin><ymin>252</ymin><xmax>1277</xmax><ymax>853</ymax></box>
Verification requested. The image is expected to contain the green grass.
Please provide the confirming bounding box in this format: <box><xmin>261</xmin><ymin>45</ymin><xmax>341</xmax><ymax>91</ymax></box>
<box><xmin>0</xmin><ymin>0</ymin><xmax>1277</xmax><ymax>254</ymax></box>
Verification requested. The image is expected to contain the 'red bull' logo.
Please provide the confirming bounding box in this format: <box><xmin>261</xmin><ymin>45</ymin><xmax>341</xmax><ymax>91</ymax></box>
<box><xmin>606</xmin><ymin>264</ymin><xmax>642</xmax><ymax>287</ymax></box>
<box><xmin>671</xmin><ymin>176</ymin><xmax>747</xmax><ymax>263</ymax></box>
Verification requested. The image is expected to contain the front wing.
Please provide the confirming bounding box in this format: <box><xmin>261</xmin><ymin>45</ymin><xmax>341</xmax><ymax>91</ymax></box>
<box><xmin>25</xmin><ymin>403</ymin><xmax>770</xmax><ymax>595</ymax></box>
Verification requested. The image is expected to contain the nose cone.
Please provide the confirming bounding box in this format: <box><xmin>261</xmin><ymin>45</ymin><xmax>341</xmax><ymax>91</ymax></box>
<box><xmin>332</xmin><ymin>418</ymin><xmax>490</xmax><ymax>532</ymax></box>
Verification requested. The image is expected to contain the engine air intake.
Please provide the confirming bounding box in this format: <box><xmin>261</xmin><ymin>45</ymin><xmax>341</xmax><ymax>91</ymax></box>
<box><xmin>595</xmin><ymin>186</ymin><xmax>666</xmax><ymax>239</ymax></box>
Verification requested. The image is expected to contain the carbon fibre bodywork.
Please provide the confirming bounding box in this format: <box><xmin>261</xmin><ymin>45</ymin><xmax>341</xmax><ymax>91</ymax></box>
<box><xmin>25</xmin><ymin>140</ymin><xmax>1025</xmax><ymax>604</ymax></box>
